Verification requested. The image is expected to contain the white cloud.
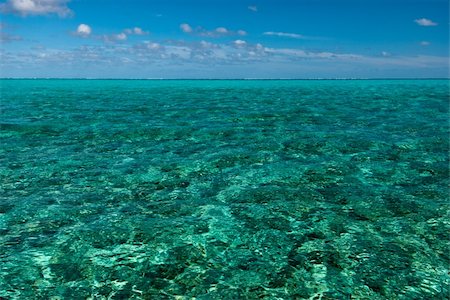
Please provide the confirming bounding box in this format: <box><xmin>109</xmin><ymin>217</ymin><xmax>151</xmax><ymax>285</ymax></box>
<box><xmin>165</xmin><ymin>45</ymin><xmax>192</xmax><ymax>59</ymax></box>
<box><xmin>420</xmin><ymin>41</ymin><xmax>430</xmax><ymax>46</ymax></box>
<box><xmin>2</xmin><ymin>39</ymin><xmax>448</xmax><ymax>79</ymax></box>
<box><xmin>233</xmin><ymin>40</ymin><xmax>247</xmax><ymax>47</ymax></box>
<box><xmin>99</xmin><ymin>27</ymin><xmax>148</xmax><ymax>42</ymax></box>
<box><xmin>143</xmin><ymin>41</ymin><xmax>161</xmax><ymax>50</ymax></box>
<box><xmin>115</xmin><ymin>33</ymin><xmax>127</xmax><ymax>40</ymax></box>
<box><xmin>381</xmin><ymin>51</ymin><xmax>391</xmax><ymax>57</ymax></box>
<box><xmin>216</xmin><ymin>27</ymin><xmax>228</xmax><ymax>34</ymax></box>
<box><xmin>180</xmin><ymin>24</ymin><xmax>246</xmax><ymax>38</ymax></box>
<box><xmin>248</xmin><ymin>5</ymin><xmax>257</xmax><ymax>12</ymax></box>
<box><xmin>200</xmin><ymin>40</ymin><xmax>213</xmax><ymax>48</ymax></box>
<box><xmin>180</xmin><ymin>23</ymin><xmax>193</xmax><ymax>33</ymax></box>
<box><xmin>414</xmin><ymin>18</ymin><xmax>438</xmax><ymax>26</ymax></box>
<box><xmin>133</xmin><ymin>27</ymin><xmax>145</xmax><ymax>35</ymax></box>
<box><xmin>132</xmin><ymin>41</ymin><xmax>164</xmax><ymax>55</ymax></box>
<box><xmin>74</xmin><ymin>26</ymin><xmax>147</xmax><ymax>43</ymax></box>
<box><xmin>76</xmin><ymin>24</ymin><xmax>91</xmax><ymax>37</ymax></box>
<box><xmin>263</xmin><ymin>31</ymin><xmax>306</xmax><ymax>39</ymax></box>
<box><xmin>101</xmin><ymin>32</ymin><xmax>128</xmax><ymax>42</ymax></box>
<box><xmin>0</xmin><ymin>0</ymin><xmax>72</xmax><ymax>17</ymax></box>
<box><xmin>263</xmin><ymin>47</ymin><xmax>361</xmax><ymax>60</ymax></box>
<box><xmin>124</xmin><ymin>27</ymin><xmax>149</xmax><ymax>35</ymax></box>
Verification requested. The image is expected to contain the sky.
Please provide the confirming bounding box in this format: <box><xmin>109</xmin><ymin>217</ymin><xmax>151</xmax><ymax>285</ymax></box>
<box><xmin>0</xmin><ymin>0</ymin><xmax>449</xmax><ymax>78</ymax></box>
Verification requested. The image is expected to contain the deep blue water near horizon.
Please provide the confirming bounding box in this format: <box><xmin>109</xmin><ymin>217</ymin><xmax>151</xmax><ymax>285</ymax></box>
<box><xmin>0</xmin><ymin>79</ymin><xmax>449</xmax><ymax>299</ymax></box>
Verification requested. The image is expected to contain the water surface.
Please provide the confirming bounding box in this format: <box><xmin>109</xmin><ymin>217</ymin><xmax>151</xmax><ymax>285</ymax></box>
<box><xmin>1</xmin><ymin>79</ymin><xmax>449</xmax><ymax>298</ymax></box>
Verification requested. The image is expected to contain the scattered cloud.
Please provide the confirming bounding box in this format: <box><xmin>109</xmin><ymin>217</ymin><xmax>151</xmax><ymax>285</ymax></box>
<box><xmin>263</xmin><ymin>47</ymin><xmax>348</xmax><ymax>59</ymax></box>
<box><xmin>0</xmin><ymin>0</ymin><xmax>72</xmax><ymax>17</ymax></box>
<box><xmin>143</xmin><ymin>41</ymin><xmax>162</xmax><ymax>50</ymax></box>
<box><xmin>233</xmin><ymin>40</ymin><xmax>247</xmax><ymax>47</ymax></box>
<box><xmin>115</xmin><ymin>33</ymin><xmax>127</xmax><ymax>41</ymax></box>
<box><xmin>420</xmin><ymin>41</ymin><xmax>430</xmax><ymax>46</ymax></box>
<box><xmin>75</xmin><ymin>24</ymin><xmax>92</xmax><ymax>37</ymax></box>
<box><xmin>263</xmin><ymin>31</ymin><xmax>306</xmax><ymax>39</ymax></box>
<box><xmin>216</xmin><ymin>27</ymin><xmax>228</xmax><ymax>34</ymax></box>
<box><xmin>381</xmin><ymin>51</ymin><xmax>391</xmax><ymax>57</ymax></box>
<box><xmin>180</xmin><ymin>23</ymin><xmax>193</xmax><ymax>33</ymax></box>
<box><xmin>199</xmin><ymin>40</ymin><xmax>216</xmax><ymax>49</ymax></box>
<box><xmin>124</xmin><ymin>27</ymin><xmax>149</xmax><ymax>35</ymax></box>
<box><xmin>414</xmin><ymin>18</ymin><xmax>438</xmax><ymax>26</ymax></box>
<box><xmin>180</xmin><ymin>23</ymin><xmax>247</xmax><ymax>38</ymax></box>
<box><xmin>73</xmin><ymin>25</ymin><xmax>151</xmax><ymax>43</ymax></box>
<box><xmin>248</xmin><ymin>5</ymin><xmax>257</xmax><ymax>12</ymax></box>
<box><xmin>102</xmin><ymin>32</ymin><xmax>127</xmax><ymax>42</ymax></box>
<box><xmin>108</xmin><ymin>27</ymin><xmax>149</xmax><ymax>41</ymax></box>
<box><xmin>2</xmin><ymin>40</ymin><xmax>448</xmax><ymax>78</ymax></box>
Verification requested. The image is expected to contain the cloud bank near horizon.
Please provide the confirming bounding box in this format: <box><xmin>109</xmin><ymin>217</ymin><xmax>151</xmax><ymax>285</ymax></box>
<box><xmin>0</xmin><ymin>1</ymin><xmax>448</xmax><ymax>78</ymax></box>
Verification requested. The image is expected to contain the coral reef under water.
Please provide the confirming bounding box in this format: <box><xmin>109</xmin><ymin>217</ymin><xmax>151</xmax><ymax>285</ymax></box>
<box><xmin>0</xmin><ymin>79</ymin><xmax>449</xmax><ymax>298</ymax></box>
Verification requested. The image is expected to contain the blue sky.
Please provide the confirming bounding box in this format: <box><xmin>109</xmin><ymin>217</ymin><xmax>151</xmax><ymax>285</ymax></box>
<box><xmin>0</xmin><ymin>0</ymin><xmax>448</xmax><ymax>78</ymax></box>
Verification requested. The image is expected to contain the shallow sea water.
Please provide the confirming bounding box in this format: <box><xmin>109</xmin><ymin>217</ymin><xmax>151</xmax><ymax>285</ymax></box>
<box><xmin>0</xmin><ymin>79</ymin><xmax>449</xmax><ymax>299</ymax></box>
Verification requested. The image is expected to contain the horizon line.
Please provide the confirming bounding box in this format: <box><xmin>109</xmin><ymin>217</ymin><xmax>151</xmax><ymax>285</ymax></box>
<box><xmin>1</xmin><ymin>77</ymin><xmax>449</xmax><ymax>80</ymax></box>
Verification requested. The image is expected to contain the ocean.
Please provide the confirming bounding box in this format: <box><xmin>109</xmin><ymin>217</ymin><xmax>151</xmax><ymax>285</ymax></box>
<box><xmin>0</xmin><ymin>79</ymin><xmax>449</xmax><ymax>298</ymax></box>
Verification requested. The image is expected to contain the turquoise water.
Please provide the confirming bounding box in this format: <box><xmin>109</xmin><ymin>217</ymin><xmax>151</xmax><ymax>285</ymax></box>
<box><xmin>0</xmin><ymin>79</ymin><xmax>449</xmax><ymax>299</ymax></box>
